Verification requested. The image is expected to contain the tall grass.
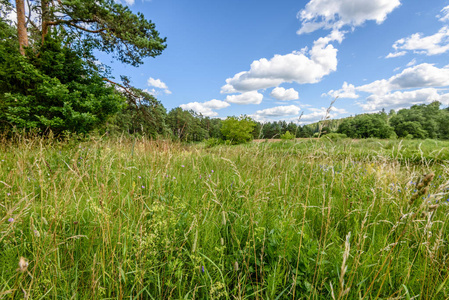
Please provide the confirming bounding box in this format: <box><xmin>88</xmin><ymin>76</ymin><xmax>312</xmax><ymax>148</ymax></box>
<box><xmin>0</xmin><ymin>136</ymin><xmax>448</xmax><ymax>299</ymax></box>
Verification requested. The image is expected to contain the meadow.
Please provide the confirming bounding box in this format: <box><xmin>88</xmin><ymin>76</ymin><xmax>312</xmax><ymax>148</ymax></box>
<box><xmin>0</xmin><ymin>136</ymin><xmax>448</xmax><ymax>299</ymax></box>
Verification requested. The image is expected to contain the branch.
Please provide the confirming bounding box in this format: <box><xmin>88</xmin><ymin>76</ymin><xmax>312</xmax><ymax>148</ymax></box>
<box><xmin>102</xmin><ymin>78</ymin><xmax>136</xmax><ymax>103</ymax></box>
<box><xmin>103</xmin><ymin>78</ymin><xmax>158</xmax><ymax>126</ymax></box>
<box><xmin>68</xmin><ymin>23</ymin><xmax>109</xmax><ymax>33</ymax></box>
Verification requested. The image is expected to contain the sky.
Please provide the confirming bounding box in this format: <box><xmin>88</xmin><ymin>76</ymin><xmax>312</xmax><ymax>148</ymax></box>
<box><xmin>107</xmin><ymin>0</ymin><xmax>449</xmax><ymax>124</ymax></box>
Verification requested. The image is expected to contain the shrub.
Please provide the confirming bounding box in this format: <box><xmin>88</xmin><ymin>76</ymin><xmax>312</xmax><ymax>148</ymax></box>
<box><xmin>280</xmin><ymin>131</ymin><xmax>295</xmax><ymax>140</ymax></box>
<box><xmin>220</xmin><ymin>115</ymin><xmax>256</xmax><ymax>144</ymax></box>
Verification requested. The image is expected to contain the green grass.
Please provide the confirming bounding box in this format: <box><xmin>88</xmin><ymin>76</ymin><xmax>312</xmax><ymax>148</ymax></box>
<box><xmin>0</xmin><ymin>136</ymin><xmax>448</xmax><ymax>299</ymax></box>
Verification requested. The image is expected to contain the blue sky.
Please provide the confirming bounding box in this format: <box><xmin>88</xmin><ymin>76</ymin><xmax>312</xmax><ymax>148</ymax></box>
<box><xmin>109</xmin><ymin>0</ymin><xmax>449</xmax><ymax>123</ymax></box>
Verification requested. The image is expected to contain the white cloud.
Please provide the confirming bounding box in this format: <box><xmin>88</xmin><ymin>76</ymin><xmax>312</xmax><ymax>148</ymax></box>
<box><xmin>180</xmin><ymin>99</ymin><xmax>230</xmax><ymax>117</ymax></box>
<box><xmin>270</xmin><ymin>87</ymin><xmax>299</xmax><ymax>101</ymax></box>
<box><xmin>203</xmin><ymin>99</ymin><xmax>231</xmax><ymax>110</ymax></box>
<box><xmin>325</xmin><ymin>81</ymin><xmax>359</xmax><ymax>99</ymax></box>
<box><xmin>255</xmin><ymin>105</ymin><xmax>301</xmax><ymax>117</ymax></box>
<box><xmin>357</xmin><ymin>79</ymin><xmax>392</xmax><ymax>95</ymax></box>
<box><xmin>343</xmin><ymin>63</ymin><xmax>449</xmax><ymax>111</ymax></box>
<box><xmin>147</xmin><ymin>77</ymin><xmax>168</xmax><ymax>89</ymax></box>
<box><xmin>357</xmin><ymin>63</ymin><xmax>449</xmax><ymax>95</ymax></box>
<box><xmin>359</xmin><ymin>88</ymin><xmax>449</xmax><ymax>111</ymax></box>
<box><xmin>221</xmin><ymin>31</ymin><xmax>341</xmax><ymax>94</ymax></box>
<box><xmin>147</xmin><ymin>77</ymin><xmax>171</xmax><ymax>95</ymax></box>
<box><xmin>438</xmin><ymin>5</ymin><xmax>449</xmax><ymax>22</ymax></box>
<box><xmin>386</xmin><ymin>51</ymin><xmax>407</xmax><ymax>58</ymax></box>
<box><xmin>225</xmin><ymin>91</ymin><xmax>264</xmax><ymax>105</ymax></box>
<box><xmin>388</xmin><ymin>26</ymin><xmax>449</xmax><ymax>56</ymax></box>
<box><xmin>297</xmin><ymin>0</ymin><xmax>401</xmax><ymax>34</ymax></box>
<box><xmin>406</xmin><ymin>58</ymin><xmax>417</xmax><ymax>67</ymax></box>
<box><xmin>114</xmin><ymin>0</ymin><xmax>135</xmax><ymax>5</ymax></box>
<box><xmin>143</xmin><ymin>88</ymin><xmax>157</xmax><ymax>96</ymax></box>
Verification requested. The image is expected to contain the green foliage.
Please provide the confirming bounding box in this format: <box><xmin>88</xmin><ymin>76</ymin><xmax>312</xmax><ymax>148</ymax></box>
<box><xmin>390</xmin><ymin>102</ymin><xmax>446</xmax><ymax>139</ymax></box>
<box><xmin>321</xmin><ymin>132</ymin><xmax>348</xmax><ymax>141</ymax></box>
<box><xmin>280</xmin><ymin>130</ymin><xmax>295</xmax><ymax>140</ymax></box>
<box><xmin>204</xmin><ymin>137</ymin><xmax>225</xmax><ymax>148</ymax></box>
<box><xmin>166</xmin><ymin>108</ymin><xmax>207</xmax><ymax>142</ymax></box>
<box><xmin>220</xmin><ymin>115</ymin><xmax>256</xmax><ymax>144</ymax></box>
<box><xmin>0</xmin><ymin>35</ymin><xmax>125</xmax><ymax>134</ymax></box>
<box><xmin>5</xmin><ymin>0</ymin><xmax>166</xmax><ymax>67</ymax></box>
<box><xmin>338</xmin><ymin>112</ymin><xmax>394</xmax><ymax>139</ymax></box>
<box><xmin>104</xmin><ymin>102</ymin><xmax>168</xmax><ymax>138</ymax></box>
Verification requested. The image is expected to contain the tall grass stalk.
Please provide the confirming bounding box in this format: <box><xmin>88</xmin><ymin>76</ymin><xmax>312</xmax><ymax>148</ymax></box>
<box><xmin>0</xmin><ymin>136</ymin><xmax>448</xmax><ymax>298</ymax></box>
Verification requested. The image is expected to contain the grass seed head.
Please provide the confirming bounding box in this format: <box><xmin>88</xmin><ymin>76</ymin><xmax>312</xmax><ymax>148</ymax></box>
<box><xmin>18</xmin><ymin>257</ymin><xmax>28</xmax><ymax>272</ymax></box>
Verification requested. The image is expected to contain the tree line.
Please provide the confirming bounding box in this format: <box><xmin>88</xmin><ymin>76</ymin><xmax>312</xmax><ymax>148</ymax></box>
<box><xmin>336</xmin><ymin>102</ymin><xmax>449</xmax><ymax>140</ymax></box>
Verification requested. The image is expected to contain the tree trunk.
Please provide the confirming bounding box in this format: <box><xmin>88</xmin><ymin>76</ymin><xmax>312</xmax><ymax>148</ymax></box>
<box><xmin>41</xmin><ymin>0</ymin><xmax>49</xmax><ymax>43</ymax></box>
<box><xmin>16</xmin><ymin>0</ymin><xmax>28</xmax><ymax>55</ymax></box>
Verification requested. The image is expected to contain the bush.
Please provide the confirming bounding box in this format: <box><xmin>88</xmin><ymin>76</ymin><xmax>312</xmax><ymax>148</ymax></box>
<box><xmin>280</xmin><ymin>131</ymin><xmax>295</xmax><ymax>140</ymax></box>
<box><xmin>220</xmin><ymin>115</ymin><xmax>256</xmax><ymax>144</ymax></box>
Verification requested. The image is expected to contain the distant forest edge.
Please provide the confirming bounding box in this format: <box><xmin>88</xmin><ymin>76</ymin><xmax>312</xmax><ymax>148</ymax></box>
<box><xmin>1</xmin><ymin>2</ymin><xmax>448</xmax><ymax>142</ymax></box>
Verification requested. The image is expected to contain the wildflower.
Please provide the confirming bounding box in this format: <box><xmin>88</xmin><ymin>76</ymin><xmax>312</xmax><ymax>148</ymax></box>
<box><xmin>201</xmin><ymin>266</ymin><xmax>205</xmax><ymax>273</ymax></box>
<box><xmin>173</xmin><ymin>177</ymin><xmax>176</xmax><ymax>180</ymax></box>
<box><xmin>181</xmin><ymin>165</ymin><xmax>185</xmax><ymax>168</ymax></box>
<box><xmin>211</xmin><ymin>170</ymin><xmax>214</xmax><ymax>173</ymax></box>
<box><xmin>34</xmin><ymin>230</ymin><xmax>40</xmax><ymax>237</ymax></box>
<box><xmin>7</xmin><ymin>193</ymin><xmax>10</xmax><ymax>196</ymax></box>
<box><xmin>8</xmin><ymin>218</ymin><xmax>14</xmax><ymax>223</ymax></box>
<box><xmin>141</xmin><ymin>186</ymin><xmax>145</xmax><ymax>189</ymax></box>
<box><xmin>138</xmin><ymin>176</ymin><xmax>141</xmax><ymax>179</ymax></box>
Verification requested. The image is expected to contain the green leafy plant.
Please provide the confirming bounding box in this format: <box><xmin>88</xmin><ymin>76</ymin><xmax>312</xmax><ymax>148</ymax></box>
<box><xmin>220</xmin><ymin>115</ymin><xmax>256</xmax><ymax>144</ymax></box>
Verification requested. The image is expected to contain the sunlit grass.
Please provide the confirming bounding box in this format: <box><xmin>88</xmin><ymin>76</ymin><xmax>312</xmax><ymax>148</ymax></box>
<box><xmin>0</xmin><ymin>136</ymin><xmax>448</xmax><ymax>299</ymax></box>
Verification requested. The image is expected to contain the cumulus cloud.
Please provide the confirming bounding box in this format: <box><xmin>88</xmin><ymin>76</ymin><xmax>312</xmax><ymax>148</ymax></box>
<box><xmin>221</xmin><ymin>30</ymin><xmax>342</xmax><ymax>94</ymax></box>
<box><xmin>335</xmin><ymin>63</ymin><xmax>449</xmax><ymax>111</ymax></box>
<box><xmin>147</xmin><ymin>77</ymin><xmax>168</xmax><ymax>89</ymax></box>
<box><xmin>325</xmin><ymin>81</ymin><xmax>359</xmax><ymax>99</ymax></box>
<box><xmin>225</xmin><ymin>91</ymin><xmax>264</xmax><ymax>105</ymax></box>
<box><xmin>357</xmin><ymin>63</ymin><xmax>449</xmax><ymax>95</ymax></box>
<box><xmin>255</xmin><ymin>105</ymin><xmax>301</xmax><ymax>117</ymax></box>
<box><xmin>180</xmin><ymin>99</ymin><xmax>230</xmax><ymax>117</ymax></box>
<box><xmin>147</xmin><ymin>77</ymin><xmax>171</xmax><ymax>95</ymax></box>
<box><xmin>270</xmin><ymin>87</ymin><xmax>299</xmax><ymax>101</ymax></box>
<box><xmin>387</xmin><ymin>26</ymin><xmax>449</xmax><ymax>56</ymax></box>
<box><xmin>359</xmin><ymin>88</ymin><xmax>449</xmax><ymax>111</ymax></box>
<box><xmin>297</xmin><ymin>0</ymin><xmax>401</xmax><ymax>34</ymax></box>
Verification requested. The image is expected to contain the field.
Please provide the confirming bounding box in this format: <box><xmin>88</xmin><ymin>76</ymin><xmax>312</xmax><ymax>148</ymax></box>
<box><xmin>1</xmin><ymin>136</ymin><xmax>449</xmax><ymax>299</ymax></box>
